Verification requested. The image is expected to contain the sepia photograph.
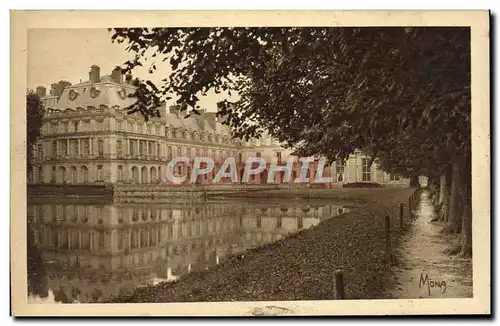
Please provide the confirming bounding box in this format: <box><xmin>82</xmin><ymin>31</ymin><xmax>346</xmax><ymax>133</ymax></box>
<box><xmin>11</xmin><ymin>10</ymin><xmax>490</xmax><ymax>316</ymax></box>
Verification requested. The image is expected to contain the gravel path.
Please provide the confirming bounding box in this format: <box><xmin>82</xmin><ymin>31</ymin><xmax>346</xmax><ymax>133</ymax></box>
<box><xmin>385</xmin><ymin>190</ymin><xmax>473</xmax><ymax>299</ymax></box>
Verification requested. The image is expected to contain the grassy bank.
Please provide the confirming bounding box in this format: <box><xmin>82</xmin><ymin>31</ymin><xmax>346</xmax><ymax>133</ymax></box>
<box><xmin>109</xmin><ymin>188</ymin><xmax>414</xmax><ymax>302</ymax></box>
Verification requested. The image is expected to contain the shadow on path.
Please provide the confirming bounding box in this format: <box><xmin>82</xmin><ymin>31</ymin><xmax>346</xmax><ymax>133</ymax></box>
<box><xmin>386</xmin><ymin>190</ymin><xmax>473</xmax><ymax>299</ymax></box>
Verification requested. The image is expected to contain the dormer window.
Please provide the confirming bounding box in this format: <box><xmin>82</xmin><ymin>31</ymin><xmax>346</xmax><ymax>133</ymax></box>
<box><xmin>69</xmin><ymin>89</ymin><xmax>79</xmax><ymax>101</ymax></box>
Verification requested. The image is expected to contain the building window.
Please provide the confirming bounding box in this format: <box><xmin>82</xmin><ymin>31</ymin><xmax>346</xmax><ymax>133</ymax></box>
<box><xmin>70</xmin><ymin>139</ymin><xmax>78</xmax><ymax>156</ymax></box>
<box><xmin>167</xmin><ymin>146</ymin><xmax>172</xmax><ymax>160</ymax></box>
<box><xmin>156</xmin><ymin>126</ymin><xmax>160</xmax><ymax>135</ymax></box>
<box><xmin>156</xmin><ymin>143</ymin><xmax>160</xmax><ymax>158</ymax></box>
<box><xmin>83</xmin><ymin>139</ymin><xmax>90</xmax><ymax>156</ymax></box>
<box><xmin>256</xmin><ymin>152</ymin><xmax>261</xmax><ymax>158</ymax></box>
<box><xmin>148</xmin><ymin>142</ymin><xmax>153</xmax><ymax>157</ymax></box>
<box><xmin>147</xmin><ymin>125</ymin><xmax>152</xmax><ymax>134</ymax></box>
<box><xmin>176</xmin><ymin>165</ymin><xmax>182</xmax><ymax>175</ymax></box>
<box><xmin>177</xmin><ymin>146</ymin><xmax>182</xmax><ymax>156</ymax></box>
<box><xmin>60</xmin><ymin>141</ymin><xmax>67</xmax><ymax>157</ymax></box>
<box><xmin>51</xmin><ymin>166</ymin><xmax>56</xmax><ymax>183</ymax></box>
<box><xmin>97</xmin><ymin>165</ymin><xmax>103</xmax><ymax>181</ymax></box>
<box><xmin>336</xmin><ymin>161</ymin><xmax>345</xmax><ymax>182</ymax></box>
<box><xmin>97</xmin><ymin>139</ymin><xmax>104</xmax><ymax>157</ymax></box>
<box><xmin>362</xmin><ymin>158</ymin><xmax>371</xmax><ymax>182</ymax></box>
<box><xmin>117</xmin><ymin>120</ymin><xmax>122</xmax><ymax>131</ymax></box>
<box><xmin>117</xmin><ymin>166</ymin><xmax>123</xmax><ymax>181</ymax></box>
<box><xmin>37</xmin><ymin>144</ymin><xmax>43</xmax><ymax>160</ymax></box>
<box><xmin>81</xmin><ymin>120</ymin><xmax>90</xmax><ymax>132</ymax></box>
<box><xmin>73</xmin><ymin>121</ymin><xmax>79</xmax><ymax>132</ymax></box>
<box><xmin>96</xmin><ymin>120</ymin><xmax>103</xmax><ymax>130</ymax></box>
<box><xmin>117</xmin><ymin>140</ymin><xmax>123</xmax><ymax>158</ymax></box>
<box><xmin>276</xmin><ymin>152</ymin><xmax>282</xmax><ymax>163</ymax></box>
<box><xmin>137</xmin><ymin>123</ymin><xmax>143</xmax><ymax>134</ymax></box>
<box><xmin>390</xmin><ymin>173</ymin><xmax>400</xmax><ymax>181</ymax></box>
<box><xmin>63</xmin><ymin>122</ymin><xmax>69</xmax><ymax>133</ymax></box>
<box><xmin>128</xmin><ymin>121</ymin><xmax>133</xmax><ymax>132</ymax></box>
<box><xmin>38</xmin><ymin>166</ymin><xmax>44</xmax><ymax>183</ymax></box>
<box><xmin>52</xmin><ymin>140</ymin><xmax>57</xmax><ymax>158</ymax></box>
<box><xmin>129</xmin><ymin>140</ymin><xmax>135</xmax><ymax>157</ymax></box>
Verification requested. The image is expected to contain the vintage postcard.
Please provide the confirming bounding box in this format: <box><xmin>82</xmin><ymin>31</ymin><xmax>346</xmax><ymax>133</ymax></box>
<box><xmin>11</xmin><ymin>10</ymin><xmax>490</xmax><ymax>316</ymax></box>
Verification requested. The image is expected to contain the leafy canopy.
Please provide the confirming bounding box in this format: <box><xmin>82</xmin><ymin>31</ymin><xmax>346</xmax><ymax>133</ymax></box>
<box><xmin>110</xmin><ymin>27</ymin><xmax>470</xmax><ymax>176</ymax></box>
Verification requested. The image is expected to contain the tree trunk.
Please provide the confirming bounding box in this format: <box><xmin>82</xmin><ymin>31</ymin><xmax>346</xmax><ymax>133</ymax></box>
<box><xmin>459</xmin><ymin>157</ymin><xmax>472</xmax><ymax>257</ymax></box>
<box><xmin>440</xmin><ymin>166</ymin><xmax>452</xmax><ymax>222</ymax></box>
<box><xmin>438</xmin><ymin>173</ymin><xmax>447</xmax><ymax>206</ymax></box>
<box><xmin>459</xmin><ymin>197</ymin><xmax>472</xmax><ymax>257</ymax></box>
<box><xmin>444</xmin><ymin>161</ymin><xmax>462</xmax><ymax>233</ymax></box>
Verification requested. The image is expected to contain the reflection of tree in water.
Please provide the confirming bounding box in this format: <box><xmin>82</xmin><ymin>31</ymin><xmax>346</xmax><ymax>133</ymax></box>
<box><xmin>27</xmin><ymin>214</ymin><xmax>48</xmax><ymax>299</ymax></box>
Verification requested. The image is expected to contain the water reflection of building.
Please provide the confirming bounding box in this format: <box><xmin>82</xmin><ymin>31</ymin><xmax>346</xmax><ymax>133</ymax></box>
<box><xmin>27</xmin><ymin>199</ymin><xmax>348</xmax><ymax>303</ymax></box>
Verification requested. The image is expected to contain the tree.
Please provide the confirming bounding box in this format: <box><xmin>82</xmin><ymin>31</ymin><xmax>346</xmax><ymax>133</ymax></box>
<box><xmin>109</xmin><ymin>27</ymin><xmax>471</xmax><ymax>256</ymax></box>
<box><xmin>26</xmin><ymin>91</ymin><xmax>44</xmax><ymax>172</ymax></box>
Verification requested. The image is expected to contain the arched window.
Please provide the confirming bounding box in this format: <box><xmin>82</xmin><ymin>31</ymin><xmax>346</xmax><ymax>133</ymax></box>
<box><xmin>150</xmin><ymin>167</ymin><xmax>157</xmax><ymax>183</ymax></box>
<box><xmin>141</xmin><ymin>166</ymin><xmax>148</xmax><ymax>184</ymax></box>
<box><xmin>57</xmin><ymin>166</ymin><xmax>67</xmax><ymax>184</ymax></box>
<box><xmin>37</xmin><ymin>166</ymin><xmax>43</xmax><ymax>183</ymax></box>
<box><xmin>27</xmin><ymin>166</ymin><xmax>33</xmax><ymax>184</ymax></box>
<box><xmin>70</xmin><ymin>166</ymin><xmax>77</xmax><ymax>183</ymax></box>
<box><xmin>80</xmin><ymin>166</ymin><xmax>88</xmax><ymax>184</ymax></box>
<box><xmin>131</xmin><ymin>166</ymin><xmax>139</xmax><ymax>183</ymax></box>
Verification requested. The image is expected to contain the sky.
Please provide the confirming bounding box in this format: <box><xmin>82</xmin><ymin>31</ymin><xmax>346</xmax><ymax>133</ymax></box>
<box><xmin>27</xmin><ymin>28</ymin><xmax>226</xmax><ymax>111</ymax></box>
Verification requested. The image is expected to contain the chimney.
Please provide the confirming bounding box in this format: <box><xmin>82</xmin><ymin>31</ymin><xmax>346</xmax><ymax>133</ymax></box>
<box><xmin>216</xmin><ymin>106</ymin><xmax>229</xmax><ymax>125</ymax></box>
<box><xmin>58</xmin><ymin>80</ymin><xmax>71</xmax><ymax>90</ymax></box>
<box><xmin>170</xmin><ymin>104</ymin><xmax>188</xmax><ymax>119</ymax></box>
<box><xmin>111</xmin><ymin>66</ymin><xmax>123</xmax><ymax>84</ymax></box>
<box><xmin>204</xmin><ymin>112</ymin><xmax>216</xmax><ymax>121</ymax></box>
<box><xmin>50</xmin><ymin>83</ymin><xmax>58</xmax><ymax>96</ymax></box>
<box><xmin>89</xmin><ymin>65</ymin><xmax>100</xmax><ymax>83</ymax></box>
<box><xmin>169</xmin><ymin>105</ymin><xmax>182</xmax><ymax>119</ymax></box>
<box><xmin>203</xmin><ymin>112</ymin><xmax>217</xmax><ymax>131</ymax></box>
<box><xmin>158</xmin><ymin>101</ymin><xmax>167</xmax><ymax>118</ymax></box>
<box><xmin>35</xmin><ymin>86</ymin><xmax>46</xmax><ymax>98</ymax></box>
<box><xmin>49</xmin><ymin>80</ymin><xmax>72</xmax><ymax>97</ymax></box>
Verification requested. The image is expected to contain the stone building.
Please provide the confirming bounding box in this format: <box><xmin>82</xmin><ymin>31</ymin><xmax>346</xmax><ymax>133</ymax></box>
<box><xmin>239</xmin><ymin>132</ymin><xmax>409</xmax><ymax>187</ymax></box>
<box><xmin>29</xmin><ymin>64</ymin><xmax>408</xmax><ymax>188</ymax></box>
<box><xmin>30</xmin><ymin>65</ymin><xmax>240</xmax><ymax>186</ymax></box>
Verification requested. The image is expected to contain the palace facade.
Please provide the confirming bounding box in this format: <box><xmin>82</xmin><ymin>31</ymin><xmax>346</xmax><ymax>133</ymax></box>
<box><xmin>29</xmin><ymin>64</ymin><xmax>409</xmax><ymax>188</ymax></box>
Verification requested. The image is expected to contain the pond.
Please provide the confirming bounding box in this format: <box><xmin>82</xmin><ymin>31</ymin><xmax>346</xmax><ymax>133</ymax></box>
<box><xmin>26</xmin><ymin>197</ymin><xmax>351</xmax><ymax>303</ymax></box>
